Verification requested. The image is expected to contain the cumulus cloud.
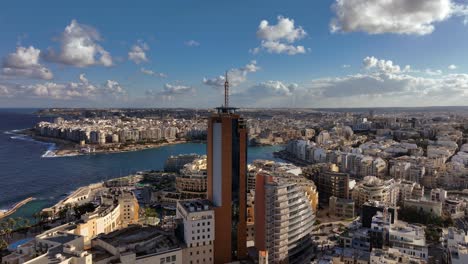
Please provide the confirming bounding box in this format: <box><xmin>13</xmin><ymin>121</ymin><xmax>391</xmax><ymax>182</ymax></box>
<box><xmin>216</xmin><ymin>56</ymin><xmax>462</xmax><ymax>107</ymax></box>
<box><xmin>44</xmin><ymin>20</ymin><xmax>113</xmax><ymax>67</ymax></box>
<box><xmin>185</xmin><ymin>40</ymin><xmax>200</xmax><ymax>47</ymax></box>
<box><xmin>146</xmin><ymin>83</ymin><xmax>194</xmax><ymax>100</ymax></box>
<box><xmin>301</xmin><ymin>57</ymin><xmax>468</xmax><ymax>104</ymax></box>
<box><xmin>128</xmin><ymin>41</ymin><xmax>149</xmax><ymax>64</ymax></box>
<box><xmin>259</xmin><ymin>41</ymin><xmax>306</xmax><ymax>55</ymax></box>
<box><xmin>330</xmin><ymin>0</ymin><xmax>466</xmax><ymax>35</ymax></box>
<box><xmin>0</xmin><ymin>84</ymin><xmax>10</xmax><ymax>96</ymax></box>
<box><xmin>308</xmin><ymin>72</ymin><xmax>468</xmax><ymax>101</ymax></box>
<box><xmin>0</xmin><ymin>74</ymin><xmax>126</xmax><ymax>100</ymax></box>
<box><xmin>2</xmin><ymin>46</ymin><xmax>53</xmax><ymax>80</ymax></box>
<box><xmin>79</xmin><ymin>73</ymin><xmax>88</xmax><ymax>84</ymax></box>
<box><xmin>363</xmin><ymin>56</ymin><xmax>411</xmax><ymax>74</ymax></box>
<box><xmin>253</xmin><ymin>16</ymin><xmax>307</xmax><ymax>55</ymax></box>
<box><xmin>245</xmin><ymin>81</ymin><xmax>297</xmax><ymax>97</ymax></box>
<box><xmin>448</xmin><ymin>64</ymin><xmax>458</xmax><ymax>70</ymax></box>
<box><xmin>425</xmin><ymin>69</ymin><xmax>443</xmax><ymax>75</ymax></box>
<box><xmin>140</xmin><ymin>68</ymin><xmax>167</xmax><ymax>78</ymax></box>
<box><xmin>203</xmin><ymin>60</ymin><xmax>260</xmax><ymax>89</ymax></box>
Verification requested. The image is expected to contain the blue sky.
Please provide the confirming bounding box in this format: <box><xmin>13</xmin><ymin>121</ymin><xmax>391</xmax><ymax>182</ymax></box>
<box><xmin>1</xmin><ymin>0</ymin><xmax>468</xmax><ymax>108</ymax></box>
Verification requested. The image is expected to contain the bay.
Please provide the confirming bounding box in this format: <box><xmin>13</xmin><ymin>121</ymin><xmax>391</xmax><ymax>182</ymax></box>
<box><xmin>0</xmin><ymin>109</ymin><xmax>284</xmax><ymax>219</ymax></box>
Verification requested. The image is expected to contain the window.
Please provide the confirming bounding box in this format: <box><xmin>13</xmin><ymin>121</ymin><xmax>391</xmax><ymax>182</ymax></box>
<box><xmin>172</xmin><ymin>255</ymin><xmax>176</xmax><ymax>261</ymax></box>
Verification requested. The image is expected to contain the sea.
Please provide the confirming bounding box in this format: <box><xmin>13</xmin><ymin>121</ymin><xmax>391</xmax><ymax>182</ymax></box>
<box><xmin>0</xmin><ymin>108</ymin><xmax>284</xmax><ymax>220</ymax></box>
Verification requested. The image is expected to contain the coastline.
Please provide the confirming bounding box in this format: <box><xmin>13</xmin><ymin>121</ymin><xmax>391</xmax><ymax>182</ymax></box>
<box><xmin>11</xmin><ymin>128</ymin><xmax>200</xmax><ymax>158</ymax></box>
<box><xmin>0</xmin><ymin>197</ymin><xmax>34</xmax><ymax>220</ymax></box>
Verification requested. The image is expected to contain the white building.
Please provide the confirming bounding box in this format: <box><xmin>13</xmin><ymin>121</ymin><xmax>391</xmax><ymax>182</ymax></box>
<box><xmin>352</xmin><ymin>176</ymin><xmax>399</xmax><ymax>208</ymax></box>
<box><xmin>445</xmin><ymin>227</ymin><xmax>468</xmax><ymax>264</ymax></box>
<box><xmin>430</xmin><ymin>188</ymin><xmax>447</xmax><ymax>203</ymax></box>
<box><xmin>389</xmin><ymin>221</ymin><xmax>428</xmax><ymax>261</ymax></box>
<box><xmin>176</xmin><ymin>200</ymin><xmax>215</xmax><ymax>264</ymax></box>
<box><xmin>255</xmin><ymin>171</ymin><xmax>316</xmax><ymax>264</ymax></box>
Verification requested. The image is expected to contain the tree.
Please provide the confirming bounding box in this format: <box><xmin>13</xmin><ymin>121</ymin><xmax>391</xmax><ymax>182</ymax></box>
<box><xmin>7</xmin><ymin>218</ymin><xmax>16</xmax><ymax>230</ymax></box>
<box><xmin>144</xmin><ymin>207</ymin><xmax>158</xmax><ymax>225</ymax></box>
<box><xmin>398</xmin><ymin>207</ymin><xmax>452</xmax><ymax>227</ymax></box>
<box><xmin>0</xmin><ymin>239</ymin><xmax>8</xmax><ymax>250</ymax></box>
<box><xmin>144</xmin><ymin>207</ymin><xmax>158</xmax><ymax>218</ymax></box>
<box><xmin>58</xmin><ymin>208</ymin><xmax>69</xmax><ymax>220</ymax></box>
<box><xmin>73</xmin><ymin>203</ymin><xmax>96</xmax><ymax>219</ymax></box>
<box><xmin>426</xmin><ymin>226</ymin><xmax>442</xmax><ymax>243</ymax></box>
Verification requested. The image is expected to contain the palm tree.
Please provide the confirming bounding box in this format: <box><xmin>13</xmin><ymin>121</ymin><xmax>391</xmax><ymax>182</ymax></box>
<box><xmin>23</xmin><ymin>218</ymin><xmax>30</xmax><ymax>228</ymax></box>
<box><xmin>7</xmin><ymin>218</ymin><xmax>16</xmax><ymax>231</ymax></box>
<box><xmin>0</xmin><ymin>221</ymin><xmax>8</xmax><ymax>238</ymax></box>
<box><xmin>0</xmin><ymin>238</ymin><xmax>8</xmax><ymax>250</ymax></box>
<box><xmin>15</xmin><ymin>217</ymin><xmax>24</xmax><ymax>229</ymax></box>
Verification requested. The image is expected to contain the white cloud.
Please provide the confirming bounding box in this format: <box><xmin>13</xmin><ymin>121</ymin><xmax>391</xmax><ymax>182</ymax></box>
<box><xmin>243</xmin><ymin>60</ymin><xmax>260</xmax><ymax>73</ymax></box>
<box><xmin>260</xmin><ymin>41</ymin><xmax>306</xmax><ymax>55</ymax></box>
<box><xmin>140</xmin><ymin>68</ymin><xmax>167</xmax><ymax>78</ymax></box>
<box><xmin>2</xmin><ymin>46</ymin><xmax>53</xmax><ymax>80</ymax></box>
<box><xmin>342</xmin><ymin>64</ymin><xmax>351</xmax><ymax>68</ymax></box>
<box><xmin>185</xmin><ymin>40</ymin><xmax>200</xmax><ymax>47</ymax></box>
<box><xmin>103</xmin><ymin>80</ymin><xmax>126</xmax><ymax>95</ymax></box>
<box><xmin>330</xmin><ymin>0</ymin><xmax>463</xmax><ymax>35</ymax></box>
<box><xmin>308</xmin><ymin>72</ymin><xmax>468</xmax><ymax>100</ymax></box>
<box><xmin>448</xmin><ymin>64</ymin><xmax>458</xmax><ymax>70</ymax></box>
<box><xmin>203</xmin><ymin>61</ymin><xmax>260</xmax><ymax>89</ymax></box>
<box><xmin>0</xmin><ymin>84</ymin><xmax>10</xmax><ymax>96</ymax></box>
<box><xmin>257</xmin><ymin>16</ymin><xmax>306</xmax><ymax>42</ymax></box>
<box><xmin>253</xmin><ymin>16</ymin><xmax>308</xmax><ymax>55</ymax></box>
<box><xmin>0</xmin><ymin>74</ymin><xmax>126</xmax><ymax>100</ymax></box>
<box><xmin>245</xmin><ymin>81</ymin><xmax>297</xmax><ymax>97</ymax></box>
<box><xmin>221</xmin><ymin>56</ymin><xmax>467</xmax><ymax>107</ymax></box>
<box><xmin>161</xmin><ymin>83</ymin><xmax>194</xmax><ymax>95</ymax></box>
<box><xmin>3</xmin><ymin>46</ymin><xmax>41</xmax><ymax>68</ymax></box>
<box><xmin>146</xmin><ymin>83</ymin><xmax>194</xmax><ymax>100</ymax></box>
<box><xmin>363</xmin><ymin>56</ymin><xmax>411</xmax><ymax>74</ymax></box>
<box><xmin>44</xmin><ymin>20</ymin><xmax>113</xmax><ymax>67</ymax></box>
<box><xmin>425</xmin><ymin>69</ymin><xmax>443</xmax><ymax>75</ymax></box>
<box><xmin>128</xmin><ymin>41</ymin><xmax>149</xmax><ymax>64</ymax></box>
<box><xmin>79</xmin><ymin>73</ymin><xmax>88</xmax><ymax>84</ymax></box>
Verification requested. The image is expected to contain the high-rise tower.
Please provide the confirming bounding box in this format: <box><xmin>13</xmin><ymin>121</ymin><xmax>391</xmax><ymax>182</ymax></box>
<box><xmin>207</xmin><ymin>72</ymin><xmax>248</xmax><ymax>263</ymax></box>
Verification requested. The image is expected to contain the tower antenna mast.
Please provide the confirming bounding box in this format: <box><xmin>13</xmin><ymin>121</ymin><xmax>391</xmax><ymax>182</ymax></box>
<box><xmin>224</xmin><ymin>71</ymin><xmax>229</xmax><ymax>108</ymax></box>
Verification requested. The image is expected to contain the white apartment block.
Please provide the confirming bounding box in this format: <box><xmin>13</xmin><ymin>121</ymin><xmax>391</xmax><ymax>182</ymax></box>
<box><xmin>176</xmin><ymin>200</ymin><xmax>214</xmax><ymax>264</ymax></box>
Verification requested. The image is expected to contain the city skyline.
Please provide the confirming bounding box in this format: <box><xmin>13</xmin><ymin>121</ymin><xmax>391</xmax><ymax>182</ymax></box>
<box><xmin>2</xmin><ymin>0</ymin><xmax>468</xmax><ymax>108</ymax></box>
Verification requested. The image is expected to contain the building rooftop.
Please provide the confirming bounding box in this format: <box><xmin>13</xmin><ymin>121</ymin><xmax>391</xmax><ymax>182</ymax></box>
<box><xmin>97</xmin><ymin>225</ymin><xmax>181</xmax><ymax>255</ymax></box>
<box><xmin>37</xmin><ymin>231</ymin><xmax>81</xmax><ymax>245</ymax></box>
<box><xmin>179</xmin><ymin>199</ymin><xmax>213</xmax><ymax>213</ymax></box>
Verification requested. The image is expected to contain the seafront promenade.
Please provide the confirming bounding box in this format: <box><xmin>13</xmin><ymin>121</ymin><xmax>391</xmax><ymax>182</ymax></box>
<box><xmin>0</xmin><ymin>197</ymin><xmax>33</xmax><ymax>220</ymax></box>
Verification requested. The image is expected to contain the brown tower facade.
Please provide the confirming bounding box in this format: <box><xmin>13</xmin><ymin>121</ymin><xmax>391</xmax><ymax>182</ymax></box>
<box><xmin>207</xmin><ymin>74</ymin><xmax>248</xmax><ymax>263</ymax></box>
